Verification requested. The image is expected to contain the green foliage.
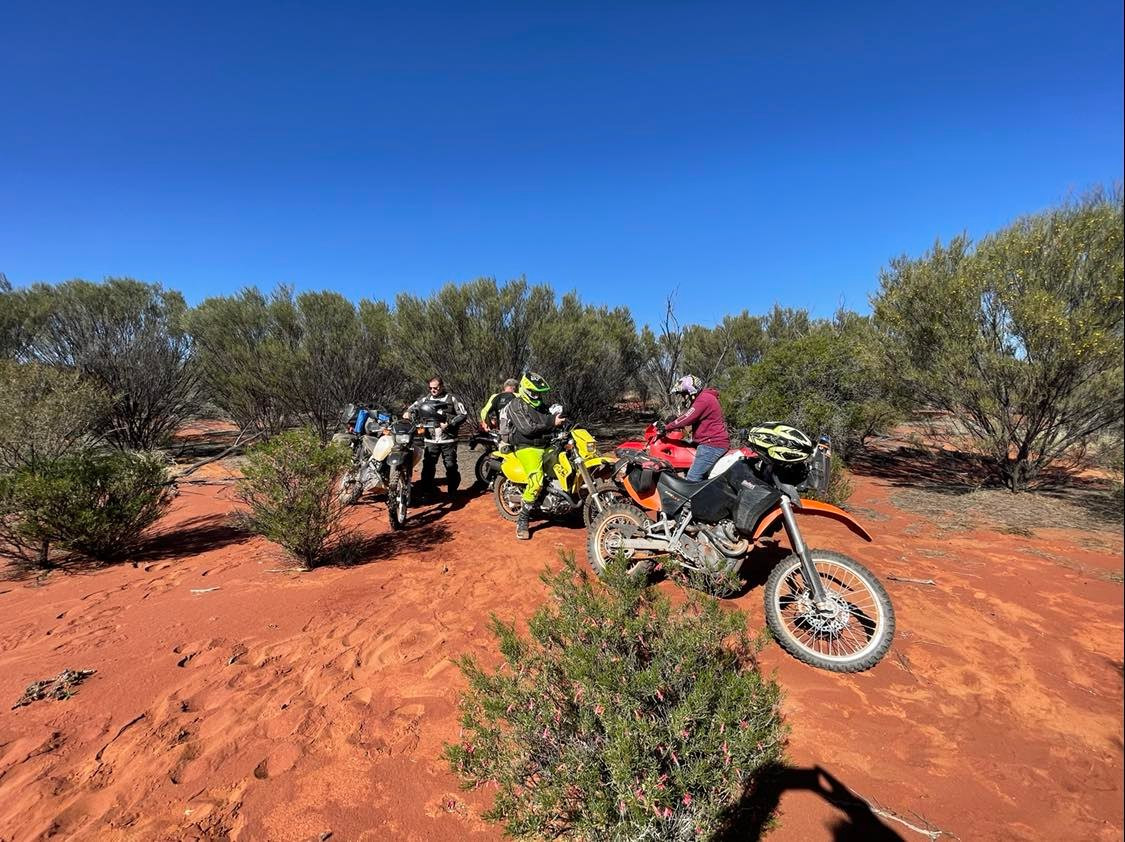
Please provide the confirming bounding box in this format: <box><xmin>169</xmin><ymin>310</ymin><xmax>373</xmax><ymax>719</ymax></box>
<box><xmin>0</xmin><ymin>361</ymin><xmax>110</xmax><ymax>471</ymax></box>
<box><xmin>531</xmin><ymin>294</ymin><xmax>642</xmax><ymax>420</ymax></box>
<box><xmin>724</xmin><ymin>314</ymin><xmax>901</xmax><ymax>458</ymax></box>
<box><xmin>874</xmin><ymin>190</ymin><xmax>1125</xmax><ymax>490</ymax></box>
<box><xmin>235</xmin><ymin>428</ymin><xmax>355</xmax><ymax>568</ymax></box>
<box><xmin>393</xmin><ymin>276</ymin><xmax>555</xmax><ymax>413</ymax></box>
<box><xmin>445</xmin><ymin>554</ymin><xmax>786</xmax><ymax>841</ymax></box>
<box><xmin>2</xmin><ymin>278</ymin><xmax>199</xmax><ymax>449</ymax></box>
<box><xmin>187</xmin><ymin>287</ymin><xmax>404</xmax><ymax>440</ymax></box>
<box><xmin>0</xmin><ymin>451</ymin><xmax>173</xmax><ymax>567</ymax></box>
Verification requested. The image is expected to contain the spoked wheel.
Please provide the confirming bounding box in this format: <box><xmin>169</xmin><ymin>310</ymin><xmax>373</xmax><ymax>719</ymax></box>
<box><xmin>492</xmin><ymin>476</ymin><xmax>524</xmax><ymax>522</ymax></box>
<box><xmin>338</xmin><ymin>471</ymin><xmax>361</xmax><ymax>506</ymax></box>
<box><xmin>586</xmin><ymin>503</ymin><xmax>655</xmax><ymax>580</ymax></box>
<box><xmin>580</xmin><ymin>482</ymin><xmax>628</xmax><ymax>528</ymax></box>
<box><xmin>763</xmin><ymin>549</ymin><xmax>895</xmax><ymax>673</ymax></box>
<box><xmin>474</xmin><ymin>451</ymin><xmax>498</xmax><ymax>490</ymax></box>
<box><xmin>387</xmin><ymin>471</ymin><xmax>410</xmax><ymax>530</ymax></box>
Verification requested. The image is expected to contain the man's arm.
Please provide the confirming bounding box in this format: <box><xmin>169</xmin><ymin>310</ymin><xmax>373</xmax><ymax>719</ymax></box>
<box><xmin>447</xmin><ymin>396</ymin><xmax>468</xmax><ymax>428</ymax></box>
<box><xmin>480</xmin><ymin>393</ymin><xmax>497</xmax><ymax>425</ymax></box>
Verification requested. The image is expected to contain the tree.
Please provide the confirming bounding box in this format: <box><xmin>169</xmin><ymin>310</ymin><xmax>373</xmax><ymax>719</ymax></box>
<box><xmin>445</xmin><ymin>555</ymin><xmax>786</xmax><ymax>841</ymax></box>
<box><xmin>186</xmin><ymin>287</ymin><xmax>292</xmax><ymax>437</ymax></box>
<box><xmin>5</xmin><ymin>279</ymin><xmax>199</xmax><ymax>449</ymax></box>
<box><xmin>0</xmin><ymin>361</ymin><xmax>110</xmax><ymax>472</ymax></box>
<box><xmin>187</xmin><ymin>287</ymin><xmax>404</xmax><ymax>440</ymax></box>
<box><xmin>531</xmin><ymin>293</ymin><xmax>642</xmax><ymax>420</ymax></box>
<box><xmin>638</xmin><ymin>295</ymin><xmax>687</xmax><ymax>414</ymax></box>
<box><xmin>724</xmin><ymin>314</ymin><xmax>901</xmax><ymax>458</ymax></box>
<box><xmin>873</xmin><ymin>190</ymin><xmax>1125</xmax><ymax>490</ymax></box>
<box><xmin>392</xmin><ymin>277</ymin><xmax>555</xmax><ymax>413</ymax></box>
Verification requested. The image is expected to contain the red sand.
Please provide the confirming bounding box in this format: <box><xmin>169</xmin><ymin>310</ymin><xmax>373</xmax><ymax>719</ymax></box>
<box><xmin>1</xmin><ymin>469</ymin><xmax>1122</xmax><ymax>841</ymax></box>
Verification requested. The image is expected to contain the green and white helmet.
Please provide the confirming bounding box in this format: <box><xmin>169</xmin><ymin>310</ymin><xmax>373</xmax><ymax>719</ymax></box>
<box><xmin>747</xmin><ymin>422</ymin><xmax>815</xmax><ymax>463</ymax></box>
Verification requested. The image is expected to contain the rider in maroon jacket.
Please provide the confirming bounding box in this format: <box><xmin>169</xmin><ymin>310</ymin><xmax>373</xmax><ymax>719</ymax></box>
<box><xmin>658</xmin><ymin>375</ymin><xmax>730</xmax><ymax>481</ymax></box>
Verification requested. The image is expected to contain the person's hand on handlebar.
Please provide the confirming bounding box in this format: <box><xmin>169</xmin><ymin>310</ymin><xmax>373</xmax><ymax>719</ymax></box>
<box><xmin>554</xmin><ymin>415</ymin><xmax>567</xmax><ymax>427</ymax></box>
<box><xmin>655</xmin><ymin>421</ymin><xmax>666</xmax><ymax>435</ymax></box>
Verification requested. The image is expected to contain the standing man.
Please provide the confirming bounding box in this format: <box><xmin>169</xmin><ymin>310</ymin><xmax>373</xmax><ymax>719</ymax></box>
<box><xmin>405</xmin><ymin>376</ymin><xmax>468</xmax><ymax>494</ymax></box>
<box><xmin>480</xmin><ymin>378</ymin><xmax>519</xmax><ymax>430</ymax></box>
<box><xmin>657</xmin><ymin>375</ymin><xmax>730</xmax><ymax>481</ymax></box>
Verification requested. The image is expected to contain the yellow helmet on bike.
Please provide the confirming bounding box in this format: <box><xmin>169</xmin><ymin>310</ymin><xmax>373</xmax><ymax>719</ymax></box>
<box><xmin>518</xmin><ymin>372</ymin><xmax>551</xmax><ymax>407</ymax></box>
<box><xmin>747</xmin><ymin>422</ymin><xmax>815</xmax><ymax>463</ymax></box>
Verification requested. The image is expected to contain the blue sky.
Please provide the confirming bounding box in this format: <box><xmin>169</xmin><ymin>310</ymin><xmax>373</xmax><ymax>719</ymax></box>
<box><xmin>2</xmin><ymin>1</ymin><xmax>1121</xmax><ymax>328</ymax></box>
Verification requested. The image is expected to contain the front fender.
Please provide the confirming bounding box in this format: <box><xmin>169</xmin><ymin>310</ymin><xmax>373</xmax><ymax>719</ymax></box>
<box><xmin>752</xmin><ymin>499</ymin><xmax>872</xmax><ymax>542</ymax></box>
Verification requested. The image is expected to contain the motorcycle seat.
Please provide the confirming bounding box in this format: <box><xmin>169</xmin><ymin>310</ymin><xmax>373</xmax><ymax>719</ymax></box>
<box><xmin>657</xmin><ymin>472</ymin><xmax>725</xmax><ymax>499</ymax></box>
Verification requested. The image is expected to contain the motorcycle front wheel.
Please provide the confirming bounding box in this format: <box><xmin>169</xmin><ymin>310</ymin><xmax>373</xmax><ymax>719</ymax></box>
<box><xmin>387</xmin><ymin>470</ymin><xmax>410</xmax><ymax>530</ymax></box>
<box><xmin>338</xmin><ymin>471</ymin><xmax>362</xmax><ymax>506</ymax></box>
<box><xmin>763</xmin><ymin>549</ymin><xmax>895</xmax><ymax>673</ymax></box>
<box><xmin>492</xmin><ymin>476</ymin><xmax>524</xmax><ymax>522</ymax></box>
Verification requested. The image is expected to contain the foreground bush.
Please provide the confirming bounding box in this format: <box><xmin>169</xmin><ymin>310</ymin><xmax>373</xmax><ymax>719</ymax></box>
<box><xmin>235</xmin><ymin>428</ymin><xmax>354</xmax><ymax>568</ymax></box>
<box><xmin>0</xmin><ymin>451</ymin><xmax>173</xmax><ymax>567</ymax></box>
<box><xmin>445</xmin><ymin>555</ymin><xmax>787</xmax><ymax>840</ymax></box>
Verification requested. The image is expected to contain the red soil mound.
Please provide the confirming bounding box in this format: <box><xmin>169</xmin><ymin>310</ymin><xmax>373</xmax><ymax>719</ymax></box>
<box><xmin>0</xmin><ymin>470</ymin><xmax>1121</xmax><ymax>840</ymax></box>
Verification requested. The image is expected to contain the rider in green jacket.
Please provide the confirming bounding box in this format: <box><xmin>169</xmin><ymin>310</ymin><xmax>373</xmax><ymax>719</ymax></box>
<box><xmin>503</xmin><ymin>372</ymin><xmax>566</xmax><ymax>540</ymax></box>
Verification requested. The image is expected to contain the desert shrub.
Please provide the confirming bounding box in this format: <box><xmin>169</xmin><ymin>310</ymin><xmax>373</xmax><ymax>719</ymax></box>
<box><xmin>235</xmin><ymin>428</ymin><xmax>354</xmax><ymax>568</ymax></box>
<box><xmin>724</xmin><ymin>313</ymin><xmax>901</xmax><ymax>459</ymax></box>
<box><xmin>873</xmin><ymin>190</ymin><xmax>1124</xmax><ymax>491</ymax></box>
<box><xmin>3</xmin><ymin>279</ymin><xmax>199</xmax><ymax>449</ymax></box>
<box><xmin>0</xmin><ymin>360</ymin><xmax>110</xmax><ymax>471</ymax></box>
<box><xmin>0</xmin><ymin>451</ymin><xmax>173</xmax><ymax>567</ymax></box>
<box><xmin>393</xmin><ymin>276</ymin><xmax>555</xmax><ymax>413</ymax></box>
<box><xmin>188</xmin><ymin>287</ymin><xmax>405</xmax><ymax>440</ymax></box>
<box><xmin>531</xmin><ymin>293</ymin><xmax>642</xmax><ymax>421</ymax></box>
<box><xmin>806</xmin><ymin>462</ymin><xmax>854</xmax><ymax>507</ymax></box>
<box><xmin>445</xmin><ymin>554</ymin><xmax>787</xmax><ymax>841</ymax></box>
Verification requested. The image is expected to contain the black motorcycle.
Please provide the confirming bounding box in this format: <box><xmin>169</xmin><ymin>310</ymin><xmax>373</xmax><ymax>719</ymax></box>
<box><xmin>383</xmin><ymin>417</ymin><xmax>439</xmax><ymax>530</ymax></box>
<box><xmin>468</xmin><ymin>429</ymin><xmax>503</xmax><ymax>489</ymax></box>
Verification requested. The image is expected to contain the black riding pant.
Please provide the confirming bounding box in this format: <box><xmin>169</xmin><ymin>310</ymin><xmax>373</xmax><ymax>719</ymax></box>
<box><xmin>421</xmin><ymin>441</ymin><xmax>460</xmax><ymax>492</ymax></box>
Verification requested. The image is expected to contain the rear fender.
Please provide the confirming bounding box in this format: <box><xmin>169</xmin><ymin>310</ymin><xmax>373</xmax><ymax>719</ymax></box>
<box><xmin>751</xmin><ymin>499</ymin><xmax>872</xmax><ymax>542</ymax></box>
<box><xmin>622</xmin><ymin>475</ymin><xmax>661</xmax><ymax>513</ymax></box>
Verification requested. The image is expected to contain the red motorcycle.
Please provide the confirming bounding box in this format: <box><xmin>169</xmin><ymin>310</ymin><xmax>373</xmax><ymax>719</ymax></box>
<box><xmin>613</xmin><ymin>423</ymin><xmax>757</xmax><ymax>475</ymax></box>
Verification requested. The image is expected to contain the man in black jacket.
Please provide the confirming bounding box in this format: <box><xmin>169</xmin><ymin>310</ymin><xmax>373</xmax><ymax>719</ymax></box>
<box><xmin>404</xmin><ymin>376</ymin><xmax>468</xmax><ymax>494</ymax></box>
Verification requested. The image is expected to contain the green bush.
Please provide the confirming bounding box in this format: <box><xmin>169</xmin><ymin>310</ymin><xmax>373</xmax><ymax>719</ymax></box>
<box><xmin>0</xmin><ymin>451</ymin><xmax>173</xmax><ymax>567</ymax></box>
<box><xmin>445</xmin><ymin>554</ymin><xmax>787</xmax><ymax>840</ymax></box>
<box><xmin>0</xmin><ymin>360</ymin><xmax>110</xmax><ymax>472</ymax></box>
<box><xmin>235</xmin><ymin>428</ymin><xmax>354</xmax><ymax>568</ymax></box>
<box><xmin>724</xmin><ymin>314</ymin><xmax>901</xmax><ymax>459</ymax></box>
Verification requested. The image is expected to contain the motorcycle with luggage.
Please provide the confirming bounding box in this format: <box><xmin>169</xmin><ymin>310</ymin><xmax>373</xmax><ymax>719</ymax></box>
<box><xmin>587</xmin><ymin>425</ymin><xmax>894</xmax><ymax>673</ymax></box>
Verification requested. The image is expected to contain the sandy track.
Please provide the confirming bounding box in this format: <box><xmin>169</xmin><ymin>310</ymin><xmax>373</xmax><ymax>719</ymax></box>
<box><xmin>0</xmin><ymin>467</ymin><xmax>1122</xmax><ymax>841</ymax></box>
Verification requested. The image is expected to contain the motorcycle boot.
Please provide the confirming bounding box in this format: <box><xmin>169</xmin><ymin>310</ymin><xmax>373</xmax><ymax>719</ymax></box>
<box><xmin>515</xmin><ymin>502</ymin><xmax>533</xmax><ymax>540</ymax></box>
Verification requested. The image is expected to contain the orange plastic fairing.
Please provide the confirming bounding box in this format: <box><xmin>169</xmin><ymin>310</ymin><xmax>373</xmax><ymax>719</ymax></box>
<box><xmin>623</xmin><ymin>476</ymin><xmax>661</xmax><ymax>512</ymax></box>
<box><xmin>751</xmin><ymin>499</ymin><xmax>872</xmax><ymax>542</ymax></box>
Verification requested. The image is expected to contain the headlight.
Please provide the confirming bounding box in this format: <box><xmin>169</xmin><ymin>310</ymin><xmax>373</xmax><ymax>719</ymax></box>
<box><xmin>395</xmin><ymin>433</ymin><xmax>413</xmax><ymax>445</ymax></box>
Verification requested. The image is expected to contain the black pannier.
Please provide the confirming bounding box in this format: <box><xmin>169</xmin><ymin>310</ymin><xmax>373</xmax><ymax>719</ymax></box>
<box><xmin>733</xmin><ymin>480</ymin><xmax>782</xmax><ymax>535</ymax></box>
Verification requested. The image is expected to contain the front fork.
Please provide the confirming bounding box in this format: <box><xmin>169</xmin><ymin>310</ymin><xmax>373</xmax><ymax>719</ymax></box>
<box><xmin>778</xmin><ymin>496</ymin><xmax>829</xmax><ymax>602</ymax></box>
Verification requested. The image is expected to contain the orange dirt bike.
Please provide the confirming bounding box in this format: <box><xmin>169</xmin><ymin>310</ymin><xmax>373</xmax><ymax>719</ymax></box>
<box><xmin>587</xmin><ymin>451</ymin><xmax>895</xmax><ymax>673</ymax></box>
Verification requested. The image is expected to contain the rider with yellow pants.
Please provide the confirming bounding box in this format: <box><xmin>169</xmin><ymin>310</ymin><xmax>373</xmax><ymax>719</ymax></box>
<box><xmin>502</xmin><ymin>372</ymin><xmax>566</xmax><ymax>540</ymax></box>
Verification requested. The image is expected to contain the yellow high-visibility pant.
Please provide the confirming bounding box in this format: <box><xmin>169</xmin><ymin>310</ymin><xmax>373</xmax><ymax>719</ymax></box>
<box><xmin>515</xmin><ymin>447</ymin><xmax>546</xmax><ymax>504</ymax></box>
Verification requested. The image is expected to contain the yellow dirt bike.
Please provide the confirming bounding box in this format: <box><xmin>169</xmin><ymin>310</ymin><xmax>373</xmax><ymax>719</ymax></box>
<box><xmin>491</xmin><ymin>425</ymin><xmax>624</xmax><ymax>527</ymax></box>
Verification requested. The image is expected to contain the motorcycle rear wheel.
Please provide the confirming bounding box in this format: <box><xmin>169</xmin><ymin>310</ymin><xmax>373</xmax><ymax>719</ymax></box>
<box><xmin>492</xmin><ymin>476</ymin><xmax>523</xmax><ymax>522</ymax></box>
<box><xmin>387</xmin><ymin>471</ymin><xmax>410</xmax><ymax>530</ymax></box>
<box><xmin>474</xmin><ymin>451</ymin><xmax>497</xmax><ymax>490</ymax></box>
<box><xmin>763</xmin><ymin>549</ymin><xmax>894</xmax><ymax>673</ymax></box>
<box><xmin>586</xmin><ymin>503</ymin><xmax>654</xmax><ymax>580</ymax></box>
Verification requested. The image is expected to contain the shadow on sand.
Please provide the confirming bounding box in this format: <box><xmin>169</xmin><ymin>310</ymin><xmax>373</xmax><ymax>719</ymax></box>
<box><xmin>717</xmin><ymin>763</ymin><xmax>907</xmax><ymax>841</ymax></box>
